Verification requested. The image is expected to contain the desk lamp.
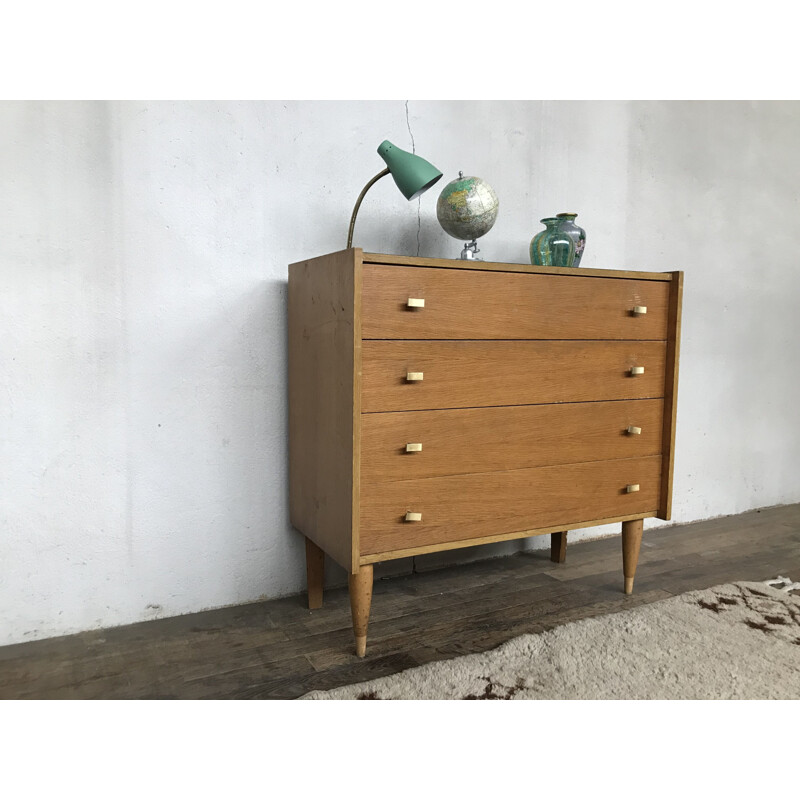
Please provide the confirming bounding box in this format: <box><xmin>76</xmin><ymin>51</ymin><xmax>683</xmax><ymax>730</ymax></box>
<box><xmin>346</xmin><ymin>140</ymin><xmax>443</xmax><ymax>249</ymax></box>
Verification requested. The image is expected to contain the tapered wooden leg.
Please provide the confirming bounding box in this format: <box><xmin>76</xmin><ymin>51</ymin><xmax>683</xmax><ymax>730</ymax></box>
<box><xmin>348</xmin><ymin>564</ymin><xmax>374</xmax><ymax>658</ymax></box>
<box><xmin>550</xmin><ymin>531</ymin><xmax>567</xmax><ymax>563</ymax></box>
<box><xmin>305</xmin><ymin>537</ymin><xmax>325</xmax><ymax>610</ymax></box>
<box><xmin>621</xmin><ymin>518</ymin><xmax>644</xmax><ymax>595</ymax></box>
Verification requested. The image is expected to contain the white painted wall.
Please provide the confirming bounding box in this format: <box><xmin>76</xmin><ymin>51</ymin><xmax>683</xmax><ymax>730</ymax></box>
<box><xmin>2</xmin><ymin>100</ymin><xmax>799</xmax><ymax>646</ymax></box>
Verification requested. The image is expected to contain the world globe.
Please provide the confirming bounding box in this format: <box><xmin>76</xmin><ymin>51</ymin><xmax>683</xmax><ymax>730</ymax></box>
<box><xmin>436</xmin><ymin>173</ymin><xmax>499</xmax><ymax>241</ymax></box>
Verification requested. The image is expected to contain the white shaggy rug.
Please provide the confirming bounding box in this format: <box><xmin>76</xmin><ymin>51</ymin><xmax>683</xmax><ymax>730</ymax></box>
<box><xmin>301</xmin><ymin>579</ymin><xmax>800</xmax><ymax>700</ymax></box>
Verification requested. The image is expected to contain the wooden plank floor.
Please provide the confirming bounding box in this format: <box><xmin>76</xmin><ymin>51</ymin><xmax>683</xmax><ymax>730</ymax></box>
<box><xmin>2</xmin><ymin>503</ymin><xmax>799</xmax><ymax>700</ymax></box>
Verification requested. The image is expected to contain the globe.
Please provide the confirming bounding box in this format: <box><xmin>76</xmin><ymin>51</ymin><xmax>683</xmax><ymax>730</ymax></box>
<box><xmin>436</xmin><ymin>173</ymin><xmax>499</xmax><ymax>241</ymax></box>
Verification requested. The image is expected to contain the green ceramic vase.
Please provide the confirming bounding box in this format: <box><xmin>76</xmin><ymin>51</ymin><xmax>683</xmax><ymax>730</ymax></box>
<box><xmin>530</xmin><ymin>217</ymin><xmax>576</xmax><ymax>267</ymax></box>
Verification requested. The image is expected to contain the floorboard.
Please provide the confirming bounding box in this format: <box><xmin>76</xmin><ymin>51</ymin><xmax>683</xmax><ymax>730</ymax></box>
<box><xmin>1</xmin><ymin>504</ymin><xmax>798</xmax><ymax>699</ymax></box>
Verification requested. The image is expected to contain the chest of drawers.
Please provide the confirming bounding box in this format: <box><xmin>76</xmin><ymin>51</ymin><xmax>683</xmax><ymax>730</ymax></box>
<box><xmin>289</xmin><ymin>249</ymin><xmax>683</xmax><ymax>657</ymax></box>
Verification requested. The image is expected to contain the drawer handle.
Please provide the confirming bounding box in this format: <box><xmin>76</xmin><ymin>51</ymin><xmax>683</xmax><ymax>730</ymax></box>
<box><xmin>627</xmin><ymin>425</ymin><xmax>642</xmax><ymax>435</ymax></box>
<box><xmin>405</xmin><ymin>442</ymin><xmax>423</xmax><ymax>452</ymax></box>
<box><xmin>626</xmin><ymin>484</ymin><xmax>640</xmax><ymax>493</ymax></box>
<box><xmin>405</xmin><ymin>511</ymin><xmax>422</xmax><ymax>522</ymax></box>
<box><xmin>629</xmin><ymin>366</ymin><xmax>645</xmax><ymax>376</ymax></box>
<box><xmin>407</xmin><ymin>298</ymin><xmax>425</xmax><ymax>308</ymax></box>
<box><xmin>406</xmin><ymin>371</ymin><xmax>424</xmax><ymax>382</ymax></box>
<box><xmin>632</xmin><ymin>305</ymin><xmax>648</xmax><ymax>315</ymax></box>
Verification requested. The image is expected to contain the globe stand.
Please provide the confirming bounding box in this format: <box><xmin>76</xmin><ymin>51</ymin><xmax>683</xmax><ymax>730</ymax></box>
<box><xmin>459</xmin><ymin>239</ymin><xmax>482</xmax><ymax>261</ymax></box>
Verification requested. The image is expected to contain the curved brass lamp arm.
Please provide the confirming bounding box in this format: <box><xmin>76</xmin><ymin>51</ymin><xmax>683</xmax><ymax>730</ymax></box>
<box><xmin>347</xmin><ymin>168</ymin><xmax>390</xmax><ymax>249</ymax></box>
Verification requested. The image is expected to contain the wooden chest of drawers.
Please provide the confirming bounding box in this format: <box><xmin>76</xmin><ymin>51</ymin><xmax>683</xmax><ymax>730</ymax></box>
<box><xmin>289</xmin><ymin>249</ymin><xmax>683</xmax><ymax>657</ymax></box>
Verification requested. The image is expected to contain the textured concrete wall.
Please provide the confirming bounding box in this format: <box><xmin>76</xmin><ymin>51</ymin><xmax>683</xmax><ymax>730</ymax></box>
<box><xmin>2</xmin><ymin>100</ymin><xmax>799</xmax><ymax>645</ymax></box>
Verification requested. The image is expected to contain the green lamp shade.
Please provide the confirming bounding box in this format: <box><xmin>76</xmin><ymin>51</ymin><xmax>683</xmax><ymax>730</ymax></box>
<box><xmin>377</xmin><ymin>140</ymin><xmax>443</xmax><ymax>200</ymax></box>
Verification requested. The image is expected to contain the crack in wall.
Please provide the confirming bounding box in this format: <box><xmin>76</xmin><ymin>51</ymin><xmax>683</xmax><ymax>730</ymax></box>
<box><xmin>405</xmin><ymin>100</ymin><xmax>422</xmax><ymax>258</ymax></box>
<box><xmin>405</xmin><ymin>99</ymin><xmax>421</xmax><ymax>571</ymax></box>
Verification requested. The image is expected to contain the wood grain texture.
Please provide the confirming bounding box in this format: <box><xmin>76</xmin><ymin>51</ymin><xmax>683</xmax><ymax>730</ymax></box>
<box><xmin>658</xmin><ymin>271</ymin><xmax>683</xmax><ymax>520</ymax></box>
<box><xmin>288</xmin><ymin>248</ymin><xmax>361</xmax><ymax>572</ymax></box>
<box><xmin>360</xmin><ymin>455</ymin><xmax>662</xmax><ymax>555</ymax></box>
<box><xmin>361</xmin><ymin>399</ymin><xmax>664</xmax><ymax>482</ymax></box>
<box><xmin>363</xmin><ymin>252</ymin><xmax>674</xmax><ymax>282</ymax></box>
<box><xmin>359</xmin><ymin>511</ymin><xmax>657</xmax><ymax>564</ymax></box>
<box><xmin>361</xmin><ymin>340</ymin><xmax>667</xmax><ymax>413</ymax></box>
<box><xmin>362</xmin><ymin>265</ymin><xmax>670</xmax><ymax>340</ymax></box>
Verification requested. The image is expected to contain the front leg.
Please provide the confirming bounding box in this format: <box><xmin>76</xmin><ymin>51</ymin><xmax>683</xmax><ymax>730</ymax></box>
<box><xmin>348</xmin><ymin>564</ymin><xmax>374</xmax><ymax>658</ymax></box>
<box><xmin>621</xmin><ymin>518</ymin><xmax>644</xmax><ymax>594</ymax></box>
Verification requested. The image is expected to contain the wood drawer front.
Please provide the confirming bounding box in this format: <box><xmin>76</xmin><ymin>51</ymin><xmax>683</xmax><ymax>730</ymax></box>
<box><xmin>361</xmin><ymin>340</ymin><xmax>666</xmax><ymax>412</ymax></box>
<box><xmin>360</xmin><ymin>455</ymin><xmax>662</xmax><ymax>556</ymax></box>
<box><xmin>361</xmin><ymin>265</ymin><xmax>669</xmax><ymax>340</ymax></box>
<box><xmin>361</xmin><ymin>399</ymin><xmax>664</xmax><ymax>482</ymax></box>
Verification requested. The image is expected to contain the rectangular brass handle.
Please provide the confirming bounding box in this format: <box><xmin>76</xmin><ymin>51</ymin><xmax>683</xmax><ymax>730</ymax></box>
<box><xmin>405</xmin><ymin>442</ymin><xmax>423</xmax><ymax>452</ymax></box>
<box><xmin>406</xmin><ymin>371</ymin><xmax>424</xmax><ymax>381</ymax></box>
<box><xmin>626</xmin><ymin>484</ymin><xmax>640</xmax><ymax>493</ymax></box>
<box><xmin>407</xmin><ymin>298</ymin><xmax>425</xmax><ymax>308</ymax></box>
<box><xmin>633</xmin><ymin>305</ymin><xmax>647</xmax><ymax>315</ymax></box>
<box><xmin>405</xmin><ymin>511</ymin><xmax>422</xmax><ymax>522</ymax></box>
<box><xmin>629</xmin><ymin>366</ymin><xmax>645</xmax><ymax>376</ymax></box>
<box><xmin>627</xmin><ymin>425</ymin><xmax>642</xmax><ymax>435</ymax></box>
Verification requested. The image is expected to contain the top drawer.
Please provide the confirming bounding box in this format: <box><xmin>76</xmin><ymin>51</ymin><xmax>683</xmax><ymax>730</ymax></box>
<box><xmin>361</xmin><ymin>265</ymin><xmax>670</xmax><ymax>340</ymax></box>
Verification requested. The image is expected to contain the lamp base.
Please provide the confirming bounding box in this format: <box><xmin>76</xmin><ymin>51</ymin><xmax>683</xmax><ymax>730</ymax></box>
<box><xmin>459</xmin><ymin>240</ymin><xmax>482</xmax><ymax>261</ymax></box>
